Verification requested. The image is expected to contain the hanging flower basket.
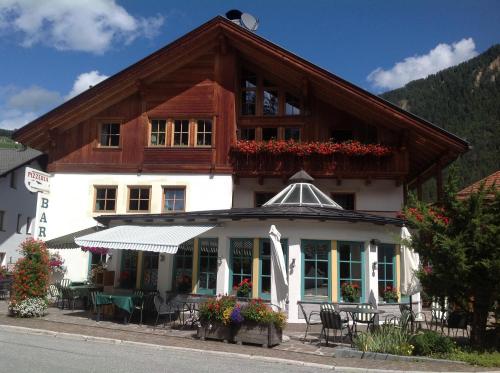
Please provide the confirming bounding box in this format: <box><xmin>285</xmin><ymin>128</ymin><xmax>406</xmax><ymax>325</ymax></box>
<box><xmin>81</xmin><ymin>247</ymin><xmax>109</xmax><ymax>255</ymax></box>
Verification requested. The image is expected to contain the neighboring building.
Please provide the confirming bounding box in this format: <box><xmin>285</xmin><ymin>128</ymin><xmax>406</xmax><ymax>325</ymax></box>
<box><xmin>13</xmin><ymin>16</ymin><xmax>468</xmax><ymax>321</ymax></box>
<box><xmin>457</xmin><ymin>170</ymin><xmax>500</xmax><ymax>200</ymax></box>
<box><xmin>0</xmin><ymin>147</ymin><xmax>45</xmax><ymax>266</ymax></box>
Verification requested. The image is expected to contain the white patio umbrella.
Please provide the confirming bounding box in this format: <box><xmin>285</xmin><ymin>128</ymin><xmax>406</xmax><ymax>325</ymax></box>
<box><xmin>269</xmin><ymin>225</ymin><xmax>288</xmax><ymax>312</ymax></box>
<box><xmin>400</xmin><ymin>225</ymin><xmax>422</xmax><ymax>328</ymax></box>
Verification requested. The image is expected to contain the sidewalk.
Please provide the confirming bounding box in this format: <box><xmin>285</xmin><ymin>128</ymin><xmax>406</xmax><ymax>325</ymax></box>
<box><xmin>0</xmin><ymin>302</ymin><xmax>491</xmax><ymax>372</ymax></box>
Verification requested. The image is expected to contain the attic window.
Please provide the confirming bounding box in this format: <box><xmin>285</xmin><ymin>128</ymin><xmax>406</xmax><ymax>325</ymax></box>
<box><xmin>99</xmin><ymin>123</ymin><xmax>120</xmax><ymax>147</ymax></box>
<box><xmin>285</xmin><ymin>93</ymin><xmax>301</xmax><ymax>115</ymax></box>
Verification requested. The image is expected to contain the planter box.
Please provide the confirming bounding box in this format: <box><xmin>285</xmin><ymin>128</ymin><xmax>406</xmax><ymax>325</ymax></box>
<box><xmin>233</xmin><ymin>322</ymin><xmax>282</xmax><ymax>347</ymax></box>
<box><xmin>197</xmin><ymin>322</ymin><xmax>233</xmax><ymax>343</ymax></box>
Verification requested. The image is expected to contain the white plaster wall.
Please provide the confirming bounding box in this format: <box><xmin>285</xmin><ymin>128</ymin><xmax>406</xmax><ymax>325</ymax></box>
<box><xmin>45</xmin><ymin>173</ymin><xmax>233</xmax><ymax>280</ymax></box>
<box><xmin>49</xmin><ymin>248</ymin><xmax>89</xmax><ymax>282</ymax></box>
<box><xmin>233</xmin><ymin>178</ymin><xmax>403</xmax><ymax>214</ymax></box>
<box><xmin>0</xmin><ymin>160</ymin><xmax>41</xmax><ymax>266</ymax></box>
<box><xmin>197</xmin><ymin>220</ymin><xmax>401</xmax><ymax>323</ymax></box>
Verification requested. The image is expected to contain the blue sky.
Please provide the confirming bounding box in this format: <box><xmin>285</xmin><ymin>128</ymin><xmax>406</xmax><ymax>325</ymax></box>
<box><xmin>0</xmin><ymin>0</ymin><xmax>499</xmax><ymax>130</ymax></box>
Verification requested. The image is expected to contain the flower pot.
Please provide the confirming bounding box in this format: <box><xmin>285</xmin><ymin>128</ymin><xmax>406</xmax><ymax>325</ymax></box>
<box><xmin>197</xmin><ymin>321</ymin><xmax>233</xmax><ymax>342</ymax></box>
<box><xmin>233</xmin><ymin>322</ymin><xmax>282</xmax><ymax>347</ymax></box>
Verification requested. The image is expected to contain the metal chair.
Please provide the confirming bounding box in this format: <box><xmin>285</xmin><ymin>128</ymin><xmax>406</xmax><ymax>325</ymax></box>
<box><xmin>446</xmin><ymin>311</ymin><xmax>469</xmax><ymax>337</ymax></box>
<box><xmin>48</xmin><ymin>284</ymin><xmax>62</xmax><ymax>307</ymax></box>
<box><xmin>60</xmin><ymin>278</ymin><xmax>71</xmax><ymax>288</ymax></box>
<box><xmin>129</xmin><ymin>292</ymin><xmax>151</xmax><ymax>325</ymax></box>
<box><xmin>353</xmin><ymin>303</ymin><xmax>376</xmax><ymax>333</ymax></box>
<box><xmin>61</xmin><ymin>286</ymin><xmax>81</xmax><ymax>310</ymax></box>
<box><xmin>319</xmin><ymin>309</ymin><xmax>349</xmax><ymax>346</ymax></box>
<box><xmin>153</xmin><ymin>295</ymin><xmax>178</xmax><ymax>328</ymax></box>
<box><xmin>297</xmin><ymin>301</ymin><xmax>322</xmax><ymax>341</ymax></box>
<box><xmin>431</xmin><ymin>298</ymin><xmax>449</xmax><ymax>332</ymax></box>
<box><xmin>88</xmin><ymin>290</ymin><xmax>101</xmax><ymax>320</ymax></box>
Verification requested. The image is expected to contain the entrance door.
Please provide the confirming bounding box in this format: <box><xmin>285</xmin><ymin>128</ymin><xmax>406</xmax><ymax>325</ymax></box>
<box><xmin>120</xmin><ymin>250</ymin><xmax>138</xmax><ymax>289</ymax></box>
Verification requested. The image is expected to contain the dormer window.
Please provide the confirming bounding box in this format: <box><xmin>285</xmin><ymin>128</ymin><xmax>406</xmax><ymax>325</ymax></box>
<box><xmin>173</xmin><ymin>120</ymin><xmax>189</xmax><ymax>146</ymax></box>
<box><xmin>285</xmin><ymin>93</ymin><xmax>301</xmax><ymax>115</ymax></box>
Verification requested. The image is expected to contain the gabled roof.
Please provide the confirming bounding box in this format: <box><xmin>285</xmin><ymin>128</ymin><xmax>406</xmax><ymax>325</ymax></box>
<box><xmin>13</xmin><ymin>16</ymin><xmax>469</xmax><ymax>180</ymax></box>
<box><xmin>0</xmin><ymin>147</ymin><xmax>44</xmax><ymax>177</ymax></box>
<box><xmin>457</xmin><ymin>171</ymin><xmax>500</xmax><ymax>199</ymax></box>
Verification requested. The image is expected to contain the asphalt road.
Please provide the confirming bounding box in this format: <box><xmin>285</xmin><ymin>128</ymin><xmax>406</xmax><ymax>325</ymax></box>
<box><xmin>0</xmin><ymin>328</ymin><xmax>329</xmax><ymax>373</ymax></box>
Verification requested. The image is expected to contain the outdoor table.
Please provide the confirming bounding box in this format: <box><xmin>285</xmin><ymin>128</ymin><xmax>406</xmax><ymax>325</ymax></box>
<box><xmin>67</xmin><ymin>284</ymin><xmax>102</xmax><ymax>309</ymax></box>
<box><xmin>95</xmin><ymin>293</ymin><xmax>141</xmax><ymax>324</ymax></box>
<box><xmin>339</xmin><ymin>307</ymin><xmax>385</xmax><ymax>344</ymax></box>
<box><xmin>175</xmin><ymin>297</ymin><xmax>207</xmax><ymax>327</ymax></box>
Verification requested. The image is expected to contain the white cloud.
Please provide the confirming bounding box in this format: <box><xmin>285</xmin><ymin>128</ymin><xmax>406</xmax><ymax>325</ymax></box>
<box><xmin>66</xmin><ymin>70</ymin><xmax>109</xmax><ymax>99</ymax></box>
<box><xmin>0</xmin><ymin>0</ymin><xmax>164</xmax><ymax>53</ymax></box>
<box><xmin>0</xmin><ymin>69</ymin><xmax>109</xmax><ymax>130</ymax></box>
<box><xmin>367</xmin><ymin>38</ymin><xmax>478</xmax><ymax>91</ymax></box>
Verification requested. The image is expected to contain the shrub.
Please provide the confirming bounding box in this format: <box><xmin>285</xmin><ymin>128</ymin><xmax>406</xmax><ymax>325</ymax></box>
<box><xmin>353</xmin><ymin>325</ymin><xmax>414</xmax><ymax>356</ymax></box>
<box><xmin>10</xmin><ymin>238</ymin><xmax>49</xmax><ymax>301</ymax></box>
<box><xmin>9</xmin><ymin>297</ymin><xmax>48</xmax><ymax>317</ymax></box>
<box><xmin>198</xmin><ymin>296</ymin><xmax>237</xmax><ymax>325</ymax></box>
<box><xmin>411</xmin><ymin>331</ymin><xmax>455</xmax><ymax>356</ymax></box>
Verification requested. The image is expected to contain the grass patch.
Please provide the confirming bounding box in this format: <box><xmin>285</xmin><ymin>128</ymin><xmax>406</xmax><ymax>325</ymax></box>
<box><xmin>443</xmin><ymin>350</ymin><xmax>500</xmax><ymax>367</ymax></box>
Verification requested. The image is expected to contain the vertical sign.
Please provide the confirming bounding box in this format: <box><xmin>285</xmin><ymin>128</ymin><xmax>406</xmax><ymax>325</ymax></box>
<box><xmin>24</xmin><ymin>167</ymin><xmax>51</xmax><ymax>240</ymax></box>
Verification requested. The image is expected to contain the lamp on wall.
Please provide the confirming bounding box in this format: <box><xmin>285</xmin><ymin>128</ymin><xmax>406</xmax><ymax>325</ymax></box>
<box><xmin>217</xmin><ymin>256</ymin><xmax>223</xmax><ymax>266</ymax></box>
<box><xmin>289</xmin><ymin>258</ymin><xmax>296</xmax><ymax>275</ymax></box>
<box><xmin>160</xmin><ymin>253</ymin><xmax>166</xmax><ymax>262</ymax></box>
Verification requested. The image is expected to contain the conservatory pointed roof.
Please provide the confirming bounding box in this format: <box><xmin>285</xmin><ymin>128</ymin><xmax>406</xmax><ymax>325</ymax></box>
<box><xmin>263</xmin><ymin>171</ymin><xmax>343</xmax><ymax>209</ymax></box>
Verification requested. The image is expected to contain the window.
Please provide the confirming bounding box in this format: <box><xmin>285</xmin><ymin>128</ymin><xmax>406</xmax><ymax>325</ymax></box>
<box><xmin>259</xmin><ymin>238</ymin><xmax>288</xmax><ymax>299</ymax></box>
<box><xmin>10</xmin><ymin>170</ymin><xmax>16</xmax><ymax>189</ymax></box>
<box><xmin>284</xmin><ymin>127</ymin><xmax>301</xmax><ymax>141</ymax></box>
<box><xmin>331</xmin><ymin>193</ymin><xmax>355</xmax><ymax>210</ymax></box>
<box><xmin>173</xmin><ymin>120</ymin><xmax>189</xmax><ymax>146</ymax></box>
<box><xmin>331</xmin><ymin>130</ymin><xmax>353</xmax><ymax>143</ymax></box>
<box><xmin>338</xmin><ymin>241</ymin><xmax>364</xmax><ymax>302</ymax></box>
<box><xmin>302</xmin><ymin>240</ymin><xmax>330</xmax><ymax>301</ymax></box>
<box><xmin>230</xmin><ymin>238</ymin><xmax>253</xmax><ymax>290</ymax></box>
<box><xmin>163</xmin><ymin>187</ymin><xmax>185</xmax><ymax>212</ymax></box>
<box><xmin>262</xmin><ymin>127</ymin><xmax>278</xmax><ymax>141</ymax></box>
<box><xmin>241</xmin><ymin>69</ymin><xmax>257</xmax><ymax>115</ymax></box>
<box><xmin>94</xmin><ymin>187</ymin><xmax>117</xmax><ymax>212</ymax></box>
<box><xmin>174</xmin><ymin>240</ymin><xmax>193</xmax><ymax>293</ymax></box>
<box><xmin>254</xmin><ymin>192</ymin><xmax>276</xmax><ymax>207</ymax></box>
<box><xmin>16</xmin><ymin>214</ymin><xmax>22</xmax><ymax>234</ymax></box>
<box><xmin>196</xmin><ymin>119</ymin><xmax>212</xmax><ymax>146</ymax></box>
<box><xmin>240</xmin><ymin>128</ymin><xmax>255</xmax><ymax>141</ymax></box>
<box><xmin>25</xmin><ymin>217</ymin><xmax>31</xmax><ymax>235</ymax></box>
<box><xmin>142</xmin><ymin>252</ymin><xmax>159</xmax><ymax>291</ymax></box>
<box><xmin>263</xmin><ymin>79</ymin><xmax>278</xmax><ymax>116</ymax></box>
<box><xmin>378</xmin><ymin>244</ymin><xmax>395</xmax><ymax>299</ymax></box>
<box><xmin>128</xmin><ymin>187</ymin><xmax>150</xmax><ymax>212</ymax></box>
<box><xmin>120</xmin><ymin>250</ymin><xmax>138</xmax><ymax>289</ymax></box>
<box><xmin>285</xmin><ymin>93</ymin><xmax>301</xmax><ymax>115</ymax></box>
<box><xmin>99</xmin><ymin>123</ymin><xmax>120</xmax><ymax>147</ymax></box>
<box><xmin>150</xmin><ymin>119</ymin><xmax>167</xmax><ymax>146</ymax></box>
<box><xmin>198</xmin><ymin>238</ymin><xmax>218</xmax><ymax>295</ymax></box>
<box><xmin>0</xmin><ymin>211</ymin><xmax>5</xmax><ymax>231</ymax></box>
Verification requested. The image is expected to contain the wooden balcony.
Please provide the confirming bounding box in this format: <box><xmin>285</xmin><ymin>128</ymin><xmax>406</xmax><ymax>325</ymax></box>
<box><xmin>230</xmin><ymin>150</ymin><xmax>409</xmax><ymax>179</ymax></box>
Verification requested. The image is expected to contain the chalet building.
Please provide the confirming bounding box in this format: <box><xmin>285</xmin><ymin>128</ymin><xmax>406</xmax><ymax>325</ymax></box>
<box><xmin>13</xmin><ymin>16</ymin><xmax>468</xmax><ymax>322</ymax></box>
<box><xmin>0</xmin><ymin>147</ymin><xmax>45</xmax><ymax>266</ymax></box>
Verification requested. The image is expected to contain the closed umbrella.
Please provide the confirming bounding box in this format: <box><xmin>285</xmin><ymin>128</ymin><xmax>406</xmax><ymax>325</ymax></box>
<box><xmin>400</xmin><ymin>225</ymin><xmax>421</xmax><ymax>329</ymax></box>
<box><xmin>269</xmin><ymin>225</ymin><xmax>288</xmax><ymax>311</ymax></box>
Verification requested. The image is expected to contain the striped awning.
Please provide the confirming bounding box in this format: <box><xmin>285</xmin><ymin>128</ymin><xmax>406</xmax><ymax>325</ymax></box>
<box><xmin>74</xmin><ymin>225</ymin><xmax>216</xmax><ymax>254</ymax></box>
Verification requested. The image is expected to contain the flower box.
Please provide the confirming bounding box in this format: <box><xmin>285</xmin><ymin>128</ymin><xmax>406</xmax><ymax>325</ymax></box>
<box><xmin>197</xmin><ymin>321</ymin><xmax>233</xmax><ymax>343</ymax></box>
<box><xmin>233</xmin><ymin>321</ymin><xmax>282</xmax><ymax>347</ymax></box>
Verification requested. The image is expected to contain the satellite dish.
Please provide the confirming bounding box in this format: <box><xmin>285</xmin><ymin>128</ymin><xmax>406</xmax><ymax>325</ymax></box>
<box><xmin>240</xmin><ymin>13</ymin><xmax>259</xmax><ymax>31</ymax></box>
<box><xmin>226</xmin><ymin>9</ymin><xmax>243</xmax><ymax>21</ymax></box>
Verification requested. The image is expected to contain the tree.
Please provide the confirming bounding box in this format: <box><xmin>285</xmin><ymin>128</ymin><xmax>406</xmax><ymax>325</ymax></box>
<box><xmin>403</xmin><ymin>170</ymin><xmax>500</xmax><ymax>347</ymax></box>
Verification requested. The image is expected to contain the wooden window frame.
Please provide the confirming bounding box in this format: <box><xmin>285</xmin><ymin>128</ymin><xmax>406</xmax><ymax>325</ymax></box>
<box><xmin>0</xmin><ymin>210</ymin><xmax>5</xmax><ymax>231</ymax></box>
<box><xmin>338</xmin><ymin>241</ymin><xmax>365</xmax><ymax>302</ymax></box>
<box><xmin>127</xmin><ymin>185</ymin><xmax>152</xmax><ymax>213</ymax></box>
<box><xmin>162</xmin><ymin>186</ymin><xmax>186</xmax><ymax>212</ymax></box>
<box><xmin>378</xmin><ymin>244</ymin><xmax>396</xmax><ymax>301</ymax></box>
<box><xmin>97</xmin><ymin>121</ymin><xmax>122</xmax><ymax>148</ymax></box>
<box><xmin>197</xmin><ymin>238</ymin><xmax>218</xmax><ymax>295</ymax></box>
<box><xmin>229</xmin><ymin>238</ymin><xmax>254</xmax><ymax>291</ymax></box>
<box><xmin>93</xmin><ymin>185</ymin><xmax>118</xmax><ymax>213</ymax></box>
<box><xmin>148</xmin><ymin>119</ymin><xmax>168</xmax><ymax>147</ymax></box>
<box><xmin>302</xmin><ymin>239</ymin><xmax>331</xmax><ymax>302</ymax></box>
<box><xmin>195</xmin><ymin>118</ymin><xmax>214</xmax><ymax>147</ymax></box>
<box><xmin>173</xmin><ymin>240</ymin><xmax>194</xmax><ymax>293</ymax></box>
<box><xmin>172</xmin><ymin>119</ymin><xmax>190</xmax><ymax>147</ymax></box>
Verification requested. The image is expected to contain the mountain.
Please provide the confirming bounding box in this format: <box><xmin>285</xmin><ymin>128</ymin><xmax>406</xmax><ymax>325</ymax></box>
<box><xmin>381</xmin><ymin>45</ymin><xmax>500</xmax><ymax>199</ymax></box>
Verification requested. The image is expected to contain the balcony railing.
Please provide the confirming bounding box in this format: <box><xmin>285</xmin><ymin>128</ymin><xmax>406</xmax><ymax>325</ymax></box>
<box><xmin>230</xmin><ymin>141</ymin><xmax>408</xmax><ymax>178</ymax></box>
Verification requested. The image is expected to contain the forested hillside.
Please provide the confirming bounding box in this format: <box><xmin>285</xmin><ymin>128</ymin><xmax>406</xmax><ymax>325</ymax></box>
<box><xmin>381</xmin><ymin>45</ymin><xmax>500</xmax><ymax>198</ymax></box>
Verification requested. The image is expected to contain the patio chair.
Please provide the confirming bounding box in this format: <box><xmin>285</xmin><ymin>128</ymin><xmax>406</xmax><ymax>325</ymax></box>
<box><xmin>319</xmin><ymin>309</ymin><xmax>349</xmax><ymax>346</ymax></box>
<box><xmin>431</xmin><ymin>298</ymin><xmax>449</xmax><ymax>332</ymax></box>
<box><xmin>88</xmin><ymin>290</ymin><xmax>101</xmax><ymax>320</ymax></box>
<box><xmin>297</xmin><ymin>301</ymin><xmax>321</xmax><ymax>341</ymax></box>
<box><xmin>353</xmin><ymin>303</ymin><xmax>376</xmax><ymax>333</ymax></box>
<box><xmin>129</xmin><ymin>292</ymin><xmax>152</xmax><ymax>325</ymax></box>
<box><xmin>60</xmin><ymin>278</ymin><xmax>71</xmax><ymax>288</ymax></box>
<box><xmin>153</xmin><ymin>294</ymin><xmax>178</xmax><ymax>328</ymax></box>
<box><xmin>48</xmin><ymin>284</ymin><xmax>62</xmax><ymax>307</ymax></box>
<box><xmin>61</xmin><ymin>286</ymin><xmax>81</xmax><ymax>310</ymax></box>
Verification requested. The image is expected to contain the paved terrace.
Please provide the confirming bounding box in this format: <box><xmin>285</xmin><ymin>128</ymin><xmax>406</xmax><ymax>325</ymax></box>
<box><xmin>0</xmin><ymin>301</ymin><xmax>490</xmax><ymax>372</ymax></box>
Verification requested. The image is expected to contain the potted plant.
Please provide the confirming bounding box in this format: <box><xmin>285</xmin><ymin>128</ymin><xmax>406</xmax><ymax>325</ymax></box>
<box><xmin>197</xmin><ymin>296</ymin><xmax>236</xmax><ymax>342</ymax></box>
<box><xmin>382</xmin><ymin>285</ymin><xmax>399</xmax><ymax>303</ymax></box>
<box><xmin>234</xmin><ymin>278</ymin><xmax>252</xmax><ymax>298</ymax></box>
<box><xmin>341</xmin><ymin>282</ymin><xmax>361</xmax><ymax>303</ymax></box>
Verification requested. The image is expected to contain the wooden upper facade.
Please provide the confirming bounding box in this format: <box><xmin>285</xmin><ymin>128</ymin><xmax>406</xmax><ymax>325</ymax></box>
<box><xmin>13</xmin><ymin>16</ymin><xmax>469</xmax><ymax>188</ymax></box>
